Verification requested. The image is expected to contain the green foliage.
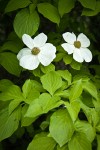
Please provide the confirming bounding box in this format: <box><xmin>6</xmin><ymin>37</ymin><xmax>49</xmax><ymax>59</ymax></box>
<box><xmin>0</xmin><ymin>0</ymin><xmax>100</xmax><ymax>149</ymax></box>
<box><xmin>14</xmin><ymin>9</ymin><xmax>40</xmax><ymax>38</ymax></box>
<box><xmin>41</xmin><ymin>71</ymin><xmax>62</xmax><ymax>95</ymax></box>
<box><xmin>0</xmin><ymin>52</ymin><xmax>21</xmax><ymax>76</ymax></box>
<box><xmin>37</xmin><ymin>3</ymin><xmax>60</xmax><ymax>24</ymax></box>
<box><xmin>68</xmin><ymin>132</ymin><xmax>92</xmax><ymax>150</ymax></box>
<box><xmin>5</xmin><ymin>0</ymin><xmax>31</xmax><ymax>12</ymax></box>
<box><xmin>27</xmin><ymin>133</ymin><xmax>56</xmax><ymax>150</ymax></box>
<box><xmin>58</xmin><ymin>0</ymin><xmax>75</xmax><ymax>17</ymax></box>
<box><xmin>0</xmin><ymin>106</ymin><xmax>21</xmax><ymax>141</ymax></box>
<box><xmin>49</xmin><ymin>109</ymin><xmax>74</xmax><ymax>146</ymax></box>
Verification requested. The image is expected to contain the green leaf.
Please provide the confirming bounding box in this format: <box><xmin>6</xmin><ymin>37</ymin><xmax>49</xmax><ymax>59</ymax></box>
<box><xmin>22</xmin><ymin>79</ymin><xmax>32</xmax><ymax>98</ymax></box>
<box><xmin>0</xmin><ymin>52</ymin><xmax>21</xmax><ymax>76</ymax></box>
<box><xmin>40</xmin><ymin>63</ymin><xmax>55</xmax><ymax>74</ymax></box>
<box><xmin>22</xmin><ymin>79</ymin><xmax>40</xmax><ymax>104</ymax></box>
<box><xmin>49</xmin><ymin>109</ymin><xmax>74</xmax><ymax>147</ymax></box>
<box><xmin>82</xmin><ymin>1</ymin><xmax>100</xmax><ymax>16</ymax></box>
<box><xmin>57</xmin><ymin>70</ymin><xmax>72</xmax><ymax>85</ymax></box>
<box><xmin>65</xmin><ymin>101</ymin><xmax>80</xmax><ymax>122</ymax></box>
<box><xmin>0</xmin><ymin>106</ymin><xmax>21</xmax><ymax>141</ymax></box>
<box><xmin>68</xmin><ymin>132</ymin><xmax>92</xmax><ymax>150</ymax></box>
<box><xmin>54</xmin><ymin>53</ymin><xmax>65</xmax><ymax>62</ymax></box>
<box><xmin>78</xmin><ymin>0</ymin><xmax>96</xmax><ymax>10</ymax></box>
<box><xmin>41</xmin><ymin>71</ymin><xmax>62</xmax><ymax>95</ymax></box>
<box><xmin>5</xmin><ymin>0</ymin><xmax>31</xmax><ymax>12</ymax></box>
<box><xmin>58</xmin><ymin>0</ymin><xmax>75</xmax><ymax>17</ymax></box>
<box><xmin>37</xmin><ymin>3</ymin><xmax>60</xmax><ymax>24</ymax></box>
<box><xmin>82</xmin><ymin>80</ymin><xmax>98</xmax><ymax>100</ymax></box>
<box><xmin>9</xmin><ymin>99</ymin><xmax>22</xmax><ymax>114</ymax></box>
<box><xmin>27</xmin><ymin>133</ymin><xmax>56</xmax><ymax>150</ymax></box>
<box><xmin>0</xmin><ymin>85</ymin><xmax>24</xmax><ymax>101</ymax></box>
<box><xmin>70</xmin><ymin>60</ymin><xmax>82</xmax><ymax>70</ymax></box>
<box><xmin>63</xmin><ymin>54</ymin><xmax>73</xmax><ymax>64</ymax></box>
<box><xmin>57</xmin><ymin>144</ymin><xmax>68</xmax><ymax>150</ymax></box>
<box><xmin>69</xmin><ymin>79</ymin><xmax>83</xmax><ymax>101</ymax></box>
<box><xmin>21</xmin><ymin>105</ymin><xmax>37</xmax><ymax>127</ymax></box>
<box><xmin>97</xmin><ymin>135</ymin><xmax>100</xmax><ymax>150</ymax></box>
<box><xmin>25</xmin><ymin>93</ymin><xmax>61</xmax><ymax>118</ymax></box>
<box><xmin>74</xmin><ymin>120</ymin><xmax>96</xmax><ymax>142</ymax></box>
<box><xmin>0</xmin><ymin>79</ymin><xmax>13</xmax><ymax>92</ymax></box>
<box><xmin>1</xmin><ymin>40</ymin><xmax>23</xmax><ymax>53</ymax></box>
<box><xmin>14</xmin><ymin>9</ymin><xmax>40</xmax><ymax>38</ymax></box>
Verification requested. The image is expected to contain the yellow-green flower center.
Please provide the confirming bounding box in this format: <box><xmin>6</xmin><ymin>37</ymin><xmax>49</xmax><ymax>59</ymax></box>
<box><xmin>31</xmin><ymin>47</ymin><xmax>40</xmax><ymax>55</ymax></box>
<box><xmin>74</xmin><ymin>41</ymin><xmax>81</xmax><ymax>48</ymax></box>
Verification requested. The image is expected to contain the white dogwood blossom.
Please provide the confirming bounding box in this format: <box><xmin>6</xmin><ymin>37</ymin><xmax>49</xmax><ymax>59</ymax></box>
<box><xmin>17</xmin><ymin>33</ymin><xmax>56</xmax><ymax>70</ymax></box>
<box><xmin>61</xmin><ymin>32</ymin><xmax>92</xmax><ymax>63</ymax></box>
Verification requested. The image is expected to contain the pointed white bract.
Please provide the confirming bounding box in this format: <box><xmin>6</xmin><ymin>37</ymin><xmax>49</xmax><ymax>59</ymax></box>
<box><xmin>17</xmin><ymin>33</ymin><xmax>56</xmax><ymax>70</ymax></box>
<box><xmin>61</xmin><ymin>32</ymin><xmax>92</xmax><ymax>63</ymax></box>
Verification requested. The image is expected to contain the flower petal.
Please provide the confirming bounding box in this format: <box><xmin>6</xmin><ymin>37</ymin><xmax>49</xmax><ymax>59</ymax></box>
<box><xmin>33</xmin><ymin>33</ymin><xmax>47</xmax><ymax>47</ymax></box>
<box><xmin>38</xmin><ymin>43</ymin><xmax>56</xmax><ymax>66</ymax></box>
<box><xmin>17</xmin><ymin>48</ymin><xmax>31</xmax><ymax>60</ymax></box>
<box><xmin>61</xmin><ymin>43</ymin><xmax>74</xmax><ymax>54</ymax></box>
<box><xmin>22</xmin><ymin>34</ymin><xmax>34</xmax><ymax>49</ymax></box>
<box><xmin>73</xmin><ymin>48</ymin><xmax>83</xmax><ymax>63</ymax></box>
<box><xmin>77</xmin><ymin>33</ymin><xmax>90</xmax><ymax>47</ymax></box>
<box><xmin>19</xmin><ymin>55</ymin><xmax>39</xmax><ymax>70</ymax></box>
<box><xmin>81</xmin><ymin>48</ymin><xmax>92</xmax><ymax>62</ymax></box>
<box><xmin>62</xmin><ymin>32</ymin><xmax>76</xmax><ymax>44</ymax></box>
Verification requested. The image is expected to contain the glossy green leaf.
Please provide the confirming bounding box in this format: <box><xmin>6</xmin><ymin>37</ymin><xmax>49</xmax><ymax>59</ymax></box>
<box><xmin>27</xmin><ymin>133</ymin><xmax>56</xmax><ymax>150</ymax></box>
<box><xmin>14</xmin><ymin>9</ymin><xmax>40</xmax><ymax>38</ymax></box>
<box><xmin>37</xmin><ymin>3</ymin><xmax>60</xmax><ymax>24</ymax></box>
<box><xmin>41</xmin><ymin>71</ymin><xmax>62</xmax><ymax>95</ymax></box>
<box><xmin>68</xmin><ymin>132</ymin><xmax>92</xmax><ymax>150</ymax></box>
<box><xmin>5</xmin><ymin>0</ymin><xmax>31</xmax><ymax>12</ymax></box>
<box><xmin>58</xmin><ymin>0</ymin><xmax>75</xmax><ymax>17</ymax></box>
<box><xmin>78</xmin><ymin>0</ymin><xmax>96</xmax><ymax>10</ymax></box>
<box><xmin>25</xmin><ymin>93</ymin><xmax>61</xmax><ymax>118</ymax></box>
<box><xmin>69</xmin><ymin>79</ymin><xmax>83</xmax><ymax>101</ymax></box>
<box><xmin>0</xmin><ymin>107</ymin><xmax>21</xmax><ymax>141</ymax></box>
<box><xmin>49</xmin><ymin>109</ymin><xmax>74</xmax><ymax>147</ymax></box>
<box><xmin>0</xmin><ymin>52</ymin><xmax>21</xmax><ymax>76</ymax></box>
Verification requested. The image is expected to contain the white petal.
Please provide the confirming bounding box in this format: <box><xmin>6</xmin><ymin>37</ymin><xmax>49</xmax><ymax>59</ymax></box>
<box><xmin>17</xmin><ymin>48</ymin><xmax>31</xmax><ymax>60</ymax></box>
<box><xmin>33</xmin><ymin>33</ymin><xmax>47</xmax><ymax>47</ymax></box>
<box><xmin>77</xmin><ymin>33</ymin><xmax>90</xmax><ymax>47</ymax></box>
<box><xmin>73</xmin><ymin>48</ymin><xmax>83</xmax><ymax>63</ymax></box>
<box><xmin>19</xmin><ymin>55</ymin><xmax>40</xmax><ymax>70</ymax></box>
<box><xmin>38</xmin><ymin>43</ymin><xmax>56</xmax><ymax>66</ymax></box>
<box><xmin>22</xmin><ymin>34</ymin><xmax>34</xmax><ymax>49</ymax></box>
<box><xmin>61</xmin><ymin>43</ymin><xmax>74</xmax><ymax>54</ymax></box>
<box><xmin>80</xmin><ymin>48</ymin><xmax>92</xmax><ymax>62</ymax></box>
<box><xmin>62</xmin><ymin>32</ymin><xmax>76</xmax><ymax>44</ymax></box>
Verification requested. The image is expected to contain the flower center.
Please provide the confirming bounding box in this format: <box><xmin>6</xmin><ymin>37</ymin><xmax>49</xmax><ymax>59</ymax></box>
<box><xmin>74</xmin><ymin>41</ymin><xmax>81</xmax><ymax>48</ymax></box>
<box><xmin>31</xmin><ymin>47</ymin><xmax>40</xmax><ymax>55</ymax></box>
